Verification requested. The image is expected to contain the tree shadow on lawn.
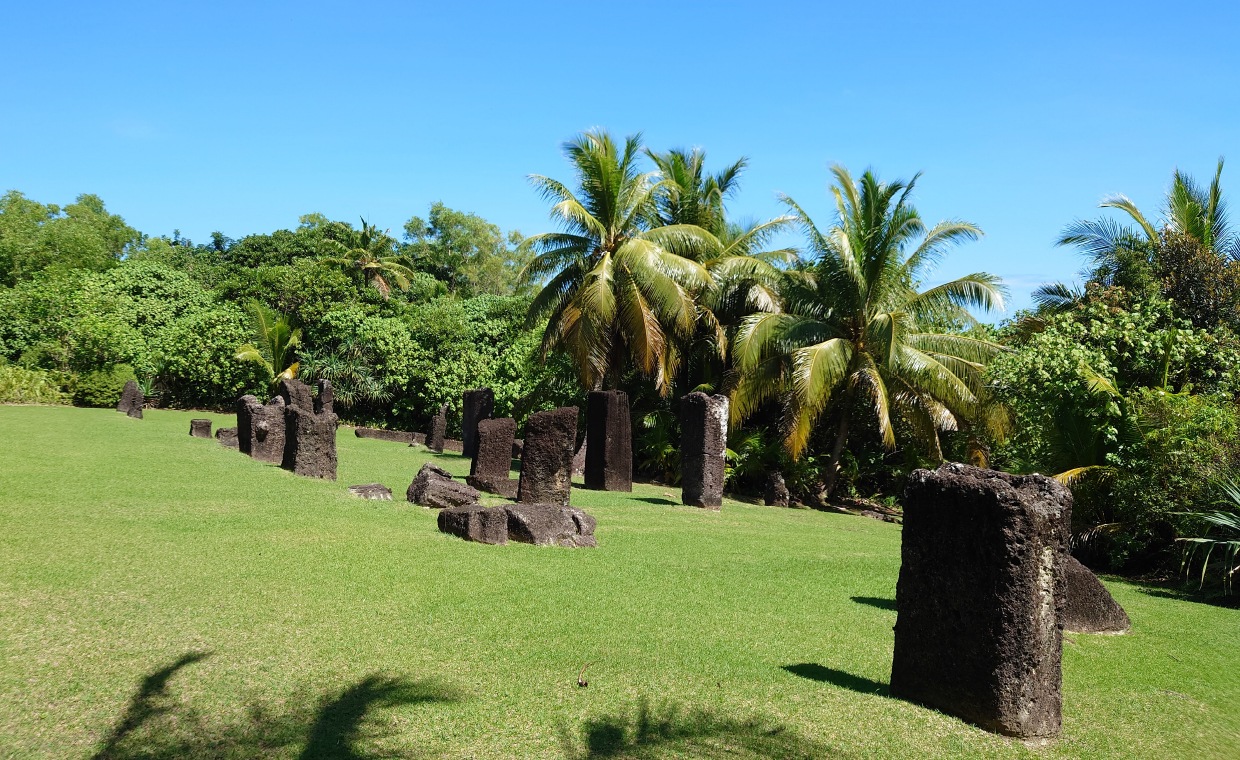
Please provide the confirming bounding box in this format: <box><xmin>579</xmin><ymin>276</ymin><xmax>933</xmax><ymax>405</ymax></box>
<box><xmin>850</xmin><ymin>596</ymin><xmax>897</xmax><ymax>611</ymax></box>
<box><xmin>781</xmin><ymin>664</ymin><xmax>890</xmax><ymax>697</ymax></box>
<box><xmin>561</xmin><ymin>697</ymin><xmax>856</xmax><ymax>759</ymax></box>
<box><xmin>90</xmin><ymin>651</ymin><xmax>460</xmax><ymax>760</ymax></box>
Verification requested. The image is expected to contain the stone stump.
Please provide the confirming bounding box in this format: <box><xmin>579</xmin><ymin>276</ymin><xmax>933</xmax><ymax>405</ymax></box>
<box><xmin>281</xmin><ymin>380</ymin><xmax>338</xmax><ymax>480</ymax></box>
<box><xmin>461</xmin><ymin>388</ymin><xmax>495</xmax><ymax>458</ymax></box>
<box><xmin>238</xmin><ymin>395</ymin><xmax>286</xmax><ymax>463</ymax></box>
<box><xmin>190</xmin><ymin>419</ymin><xmax>212</xmax><ymax>438</ymax></box>
<box><xmin>505</xmin><ymin>504</ymin><xmax>597</xmax><ymax>547</ymax></box>
<box><xmin>890</xmin><ymin>463</ymin><xmax>1070</xmax><ymax>739</ymax></box>
<box><xmin>765</xmin><ymin>472</ymin><xmax>790</xmax><ymax>507</ymax></box>
<box><xmin>1063</xmin><ymin>556</ymin><xmax>1131</xmax><ymax>634</ymax></box>
<box><xmin>517</xmin><ymin>406</ymin><xmax>577</xmax><ymax>506</ymax></box>
<box><xmin>117</xmin><ymin>380</ymin><xmax>144</xmax><ymax>419</ymax></box>
<box><xmin>407</xmin><ymin>462</ymin><xmax>479</xmax><ymax>508</ymax></box>
<box><xmin>680</xmin><ymin>392</ymin><xmax>729</xmax><ymax>509</ymax></box>
<box><xmin>467</xmin><ymin>417</ymin><xmax>519</xmax><ymax>498</ymax></box>
<box><xmin>584</xmin><ymin>390</ymin><xmax>632</xmax><ymax>492</ymax></box>
<box><xmin>215</xmin><ymin>427</ymin><xmax>239</xmax><ymax>449</ymax></box>
<box><xmin>426</xmin><ymin>403</ymin><xmax>448</xmax><ymax>454</ymax></box>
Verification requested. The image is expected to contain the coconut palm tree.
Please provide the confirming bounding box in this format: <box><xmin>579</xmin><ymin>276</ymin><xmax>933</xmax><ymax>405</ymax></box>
<box><xmin>645</xmin><ymin>147</ymin><xmax>746</xmax><ymax>233</ymax></box>
<box><xmin>235</xmin><ymin>301</ymin><xmax>301</xmax><ymax>387</ymax></box>
<box><xmin>731</xmin><ymin>165</ymin><xmax>1006</xmax><ymax>498</ymax></box>
<box><xmin>520</xmin><ymin>129</ymin><xmax>716</xmax><ymax>393</ymax></box>
<box><xmin>323</xmin><ymin>218</ymin><xmax>418</xmax><ymax>300</ymax></box>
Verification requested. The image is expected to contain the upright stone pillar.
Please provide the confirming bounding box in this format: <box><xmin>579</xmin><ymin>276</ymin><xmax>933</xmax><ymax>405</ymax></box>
<box><xmin>281</xmin><ymin>379</ymin><xmax>339</xmax><ymax>480</ymax></box>
<box><xmin>238</xmin><ymin>394</ymin><xmax>286</xmax><ymax>464</ymax></box>
<box><xmin>190</xmin><ymin>419</ymin><xmax>212</xmax><ymax>438</ymax></box>
<box><xmin>426</xmin><ymin>403</ymin><xmax>448</xmax><ymax>454</ymax></box>
<box><xmin>467</xmin><ymin>417</ymin><xmax>519</xmax><ymax>497</ymax></box>
<box><xmin>117</xmin><ymin>380</ymin><xmax>144</xmax><ymax>419</ymax></box>
<box><xmin>517</xmin><ymin>406</ymin><xmax>577</xmax><ymax>506</ymax></box>
<box><xmin>680</xmin><ymin>392</ymin><xmax>728</xmax><ymax>509</ymax></box>
<box><xmin>890</xmin><ymin>463</ymin><xmax>1070</xmax><ymax>739</ymax></box>
<box><xmin>584</xmin><ymin>390</ymin><xmax>632</xmax><ymax>492</ymax></box>
<box><xmin>461</xmin><ymin>388</ymin><xmax>494</xmax><ymax>458</ymax></box>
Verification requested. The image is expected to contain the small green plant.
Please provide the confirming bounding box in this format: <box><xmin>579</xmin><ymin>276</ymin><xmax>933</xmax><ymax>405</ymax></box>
<box><xmin>1178</xmin><ymin>478</ymin><xmax>1240</xmax><ymax>593</ymax></box>
<box><xmin>235</xmin><ymin>302</ymin><xmax>302</xmax><ymax>387</ymax></box>
<box><xmin>0</xmin><ymin>365</ymin><xmax>69</xmax><ymax>405</ymax></box>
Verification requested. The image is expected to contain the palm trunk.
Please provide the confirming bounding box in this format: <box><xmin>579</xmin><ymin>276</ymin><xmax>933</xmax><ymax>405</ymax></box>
<box><xmin>820</xmin><ymin>384</ymin><xmax>856</xmax><ymax>501</ymax></box>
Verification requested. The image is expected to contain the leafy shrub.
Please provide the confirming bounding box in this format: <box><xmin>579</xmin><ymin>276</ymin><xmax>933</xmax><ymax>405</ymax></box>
<box><xmin>73</xmin><ymin>364</ymin><xmax>136</xmax><ymax>407</ymax></box>
<box><xmin>158</xmin><ymin>307</ymin><xmax>268</xmax><ymax>408</ymax></box>
<box><xmin>0</xmin><ymin>365</ymin><xmax>69</xmax><ymax>404</ymax></box>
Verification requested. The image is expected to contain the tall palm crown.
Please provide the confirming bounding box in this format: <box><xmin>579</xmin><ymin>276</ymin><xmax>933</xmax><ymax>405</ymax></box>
<box><xmin>732</xmin><ymin>166</ymin><xmax>1006</xmax><ymax>495</ymax></box>
<box><xmin>521</xmin><ymin>130</ymin><xmax>714</xmax><ymax>392</ymax></box>
<box><xmin>645</xmin><ymin>148</ymin><xmax>746</xmax><ymax>234</ymax></box>
<box><xmin>323</xmin><ymin>219</ymin><xmax>417</xmax><ymax>300</ymax></box>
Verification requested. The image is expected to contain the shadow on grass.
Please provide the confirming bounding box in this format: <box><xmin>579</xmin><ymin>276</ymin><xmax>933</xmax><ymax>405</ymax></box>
<box><xmin>1134</xmin><ymin>582</ymin><xmax>1240</xmax><ymax>609</ymax></box>
<box><xmin>781</xmin><ymin>664</ymin><xmax>889</xmax><ymax>696</ymax></box>
<box><xmin>632</xmin><ymin>497</ymin><xmax>678</xmax><ymax>506</ymax></box>
<box><xmin>91</xmin><ymin>652</ymin><xmax>459</xmax><ymax>760</ymax></box>
<box><xmin>850</xmin><ymin>596</ymin><xmax>897</xmax><ymax>611</ymax></box>
<box><xmin>561</xmin><ymin>698</ymin><xmax>851</xmax><ymax>759</ymax></box>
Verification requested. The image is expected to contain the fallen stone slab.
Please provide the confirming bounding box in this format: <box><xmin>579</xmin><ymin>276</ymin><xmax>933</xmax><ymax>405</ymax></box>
<box><xmin>348</xmin><ymin>483</ymin><xmax>393</xmax><ymax>500</ymax></box>
<box><xmin>518</xmin><ymin>406</ymin><xmax>577</xmax><ymax>506</ymax></box>
<box><xmin>765</xmin><ymin>472</ymin><xmax>790</xmax><ymax>507</ymax></box>
<box><xmin>407</xmin><ymin>462</ymin><xmax>479</xmax><ymax>509</ymax></box>
<box><xmin>584</xmin><ymin>390</ymin><xmax>632</xmax><ymax>492</ymax></box>
<box><xmin>238</xmin><ymin>395</ymin><xmax>286</xmax><ymax>464</ymax></box>
<box><xmin>461</xmin><ymin>388</ymin><xmax>494</xmax><ymax>458</ymax></box>
<box><xmin>891</xmin><ymin>463</ymin><xmax>1070</xmax><ymax>739</ymax></box>
<box><xmin>117</xmin><ymin>380</ymin><xmax>144</xmax><ymax>419</ymax></box>
<box><xmin>1063</xmin><ymin>555</ymin><xmax>1131</xmax><ymax>634</ymax></box>
<box><xmin>505</xmin><ymin>503</ymin><xmax>597</xmax><ymax>547</ymax></box>
<box><xmin>355</xmin><ymin>427</ymin><xmax>416</xmax><ymax>444</ymax></box>
<box><xmin>190</xmin><ymin>419</ymin><xmax>212</xmax><ymax>438</ymax></box>
<box><xmin>438</xmin><ymin>504</ymin><xmax>508</xmax><ymax>545</ymax></box>
<box><xmin>215</xmin><ymin>427</ymin><xmax>239</xmax><ymax>449</ymax></box>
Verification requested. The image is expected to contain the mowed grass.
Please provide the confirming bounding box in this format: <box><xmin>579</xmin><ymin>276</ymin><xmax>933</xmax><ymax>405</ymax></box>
<box><xmin>0</xmin><ymin>406</ymin><xmax>1237</xmax><ymax>759</ymax></box>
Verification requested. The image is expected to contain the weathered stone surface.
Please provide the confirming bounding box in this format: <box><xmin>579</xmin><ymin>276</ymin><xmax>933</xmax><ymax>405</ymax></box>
<box><xmin>461</xmin><ymin>389</ymin><xmax>495</xmax><ymax>458</ymax></box>
<box><xmin>281</xmin><ymin>405</ymin><xmax>338</xmax><ymax>480</ymax></box>
<box><xmin>1063</xmin><ymin>555</ymin><xmax>1131</xmax><ymax>634</ymax></box>
<box><xmin>518</xmin><ymin>406</ymin><xmax>577</xmax><ymax>506</ymax></box>
<box><xmin>314</xmin><ymin>379</ymin><xmax>334</xmax><ymax>414</ymax></box>
<box><xmin>585</xmin><ymin>390</ymin><xmax>632</xmax><ymax>492</ymax></box>
<box><xmin>504</xmin><ymin>503</ymin><xmax>597</xmax><ymax>547</ymax></box>
<box><xmin>190</xmin><ymin>419</ymin><xmax>212</xmax><ymax>438</ymax></box>
<box><xmin>117</xmin><ymin>380</ymin><xmax>143</xmax><ymax>419</ymax></box>
<box><xmin>277</xmin><ymin>378</ymin><xmax>315</xmax><ymax>412</ymax></box>
<box><xmin>571</xmin><ymin>439</ymin><xmax>587</xmax><ymax>477</ymax></box>
<box><xmin>681</xmin><ymin>453</ymin><xmax>725</xmax><ymax>509</ymax></box>
<box><xmin>407</xmin><ymin>462</ymin><xmax>479</xmax><ymax>508</ymax></box>
<box><xmin>238</xmin><ymin>395</ymin><xmax>286</xmax><ymax>463</ymax></box>
<box><xmin>426</xmin><ymin>403</ymin><xmax>448</xmax><ymax>453</ymax></box>
<box><xmin>512</xmin><ymin>439</ymin><xmax>524</xmax><ymax>460</ymax></box>
<box><xmin>680</xmin><ymin>392</ymin><xmax>728</xmax><ymax>456</ymax></box>
<box><xmin>348</xmin><ymin>483</ymin><xmax>393</xmax><ymax>500</ymax></box>
<box><xmin>442</xmin><ymin>438</ymin><xmax>463</xmax><ymax>453</ymax></box>
<box><xmin>765</xmin><ymin>472</ymin><xmax>790</xmax><ymax>507</ymax></box>
<box><xmin>438</xmin><ymin>504</ymin><xmax>508</xmax><ymax>545</ymax></box>
<box><xmin>468</xmin><ymin>418</ymin><xmax>518</xmax><ymax>497</ymax></box>
<box><xmin>215</xmin><ymin>427</ymin><xmax>239</xmax><ymax>449</ymax></box>
<box><xmin>890</xmin><ymin>463</ymin><xmax>1070</xmax><ymax>739</ymax></box>
<box><xmin>355</xmin><ymin>427</ymin><xmax>416</xmax><ymax>444</ymax></box>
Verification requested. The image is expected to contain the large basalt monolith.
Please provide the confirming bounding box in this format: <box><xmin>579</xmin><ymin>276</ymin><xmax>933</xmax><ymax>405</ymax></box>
<box><xmin>584</xmin><ymin>390</ymin><xmax>632</xmax><ymax>492</ymax></box>
<box><xmin>680</xmin><ymin>392</ymin><xmax>729</xmax><ymax>509</ymax></box>
<box><xmin>281</xmin><ymin>380</ymin><xmax>338</xmax><ymax>480</ymax></box>
<box><xmin>518</xmin><ymin>406</ymin><xmax>577</xmax><ymax>506</ymax></box>
<box><xmin>1063</xmin><ymin>555</ymin><xmax>1131</xmax><ymax>634</ymax></box>
<box><xmin>117</xmin><ymin>380</ymin><xmax>144</xmax><ymax>419</ymax></box>
<box><xmin>890</xmin><ymin>463</ymin><xmax>1070</xmax><ymax>739</ymax></box>
<box><xmin>190</xmin><ymin>419</ymin><xmax>212</xmax><ymax>438</ymax></box>
<box><xmin>426</xmin><ymin>403</ymin><xmax>448</xmax><ymax>453</ymax></box>
<box><xmin>238</xmin><ymin>395</ymin><xmax>286</xmax><ymax>463</ymax></box>
<box><xmin>467</xmin><ymin>417</ymin><xmax>519</xmax><ymax>498</ymax></box>
<box><xmin>461</xmin><ymin>388</ymin><xmax>494</xmax><ymax>458</ymax></box>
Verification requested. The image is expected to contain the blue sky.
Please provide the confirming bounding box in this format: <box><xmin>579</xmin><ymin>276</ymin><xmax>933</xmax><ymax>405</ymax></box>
<box><xmin>3</xmin><ymin>1</ymin><xmax>1238</xmax><ymax>315</ymax></box>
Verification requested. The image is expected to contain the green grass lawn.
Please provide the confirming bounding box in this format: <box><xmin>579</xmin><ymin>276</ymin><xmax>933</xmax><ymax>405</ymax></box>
<box><xmin>0</xmin><ymin>405</ymin><xmax>1237</xmax><ymax>759</ymax></box>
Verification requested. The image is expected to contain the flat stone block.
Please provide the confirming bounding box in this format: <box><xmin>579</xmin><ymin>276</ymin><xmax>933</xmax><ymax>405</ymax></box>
<box><xmin>438</xmin><ymin>504</ymin><xmax>508</xmax><ymax>545</ymax></box>
<box><xmin>348</xmin><ymin>483</ymin><xmax>393</xmax><ymax>500</ymax></box>
<box><xmin>190</xmin><ymin>419</ymin><xmax>212</xmax><ymax>438</ymax></box>
<box><xmin>407</xmin><ymin>462</ymin><xmax>479</xmax><ymax>508</ymax></box>
<box><xmin>504</xmin><ymin>503</ymin><xmax>597</xmax><ymax>547</ymax></box>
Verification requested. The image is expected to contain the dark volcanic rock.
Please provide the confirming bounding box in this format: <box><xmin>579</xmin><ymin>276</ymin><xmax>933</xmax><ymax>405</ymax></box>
<box><xmin>680</xmin><ymin>392</ymin><xmax>729</xmax><ymax>509</ymax></box>
<box><xmin>407</xmin><ymin>462</ymin><xmax>479</xmax><ymax>508</ymax></box>
<box><xmin>512</xmin><ymin>439</ymin><xmax>523</xmax><ymax>460</ymax></box>
<box><xmin>461</xmin><ymin>388</ymin><xmax>495</xmax><ymax>458</ymax></box>
<box><xmin>281</xmin><ymin>405</ymin><xmax>338</xmax><ymax>479</ymax></box>
<box><xmin>571</xmin><ymin>439</ymin><xmax>586</xmax><ymax>477</ymax></box>
<box><xmin>277</xmin><ymin>378</ymin><xmax>315</xmax><ymax>412</ymax></box>
<box><xmin>438</xmin><ymin>504</ymin><xmax>508</xmax><ymax>545</ymax></box>
<box><xmin>584</xmin><ymin>390</ymin><xmax>632</xmax><ymax>492</ymax></box>
<box><xmin>348</xmin><ymin>483</ymin><xmax>393</xmax><ymax>500</ymax></box>
<box><xmin>765</xmin><ymin>472</ymin><xmax>790</xmax><ymax>507</ymax></box>
<box><xmin>504</xmin><ymin>503</ymin><xmax>597</xmax><ymax>547</ymax></box>
<box><xmin>190</xmin><ymin>419</ymin><xmax>212</xmax><ymax>438</ymax></box>
<box><xmin>468</xmin><ymin>417</ymin><xmax>518</xmax><ymax>497</ymax></box>
<box><xmin>890</xmin><ymin>463</ymin><xmax>1070</xmax><ymax>739</ymax></box>
<box><xmin>238</xmin><ymin>395</ymin><xmax>286</xmax><ymax>463</ymax></box>
<box><xmin>426</xmin><ymin>403</ymin><xmax>448</xmax><ymax>453</ymax></box>
<box><xmin>117</xmin><ymin>380</ymin><xmax>144</xmax><ymax>419</ymax></box>
<box><xmin>314</xmin><ymin>379</ymin><xmax>334</xmax><ymax>414</ymax></box>
<box><xmin>1063</xmin><ymin>555</ymin><xmax>1131</xmax><ymax>634</ymax></box>
<box><xmin>355</xmin><ymin>427</ymin><xmax>416</xmax><ymax>444</ymax></box>
<box><xmin>215</xmin><ymin>427</ymin><xmax>239</xmax><ymax>449</ymax></box>
<box><xmin>517</xmin><ymin>406</ymin><xmax>577</xmax><ymax>506</ymax></box>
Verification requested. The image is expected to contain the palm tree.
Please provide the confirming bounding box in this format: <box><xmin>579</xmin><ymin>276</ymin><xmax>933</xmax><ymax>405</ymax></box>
<box><xmin>731</xmin><ymin>165</ymin><xmax>1006</xmax><ymax>498</ymax></box>
<box><xmin>520</xmin><ymin>129</ymin><xmax>715</xmax><ymax>392</ymax></box>
<box><xmin>235</xmin><ymin>301</ymin><xmax>302</xmax><ymax>387</ymax></box>
<box><xmin>645</xmin><ymin>147</ymin><xmax>746</xmax><ymax>233</ymax></box>
<box><xmin>323</xmin><ymin>218</ymin><xmax>418</xmax><ymax>300</ymax></box>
